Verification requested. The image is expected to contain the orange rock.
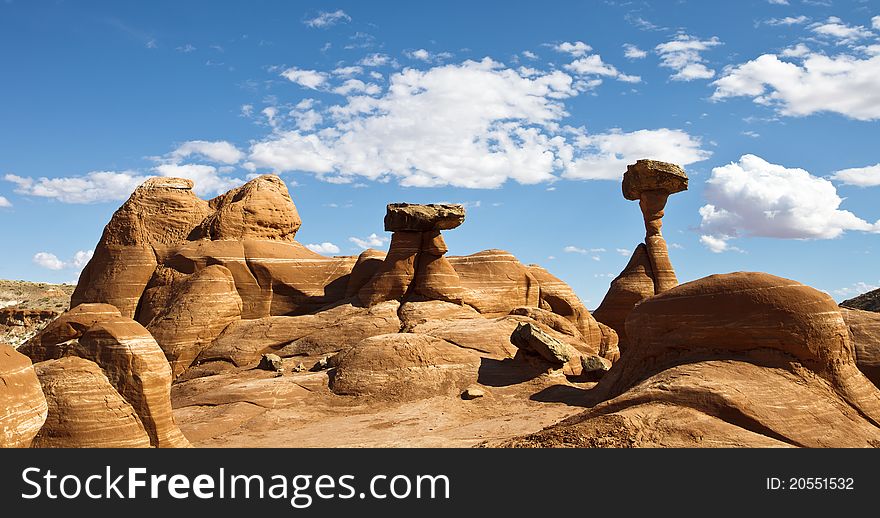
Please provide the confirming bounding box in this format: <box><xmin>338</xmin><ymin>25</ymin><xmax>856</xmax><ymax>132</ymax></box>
<box><xmin>842</xmin><ymin>308</ymin><xmax>880</xmax><ymax>387</ymax></box>
<box><xmin>330</xmin><ymin>334</ymin><xmax>480</xmax><ymax>400</ymax></box>
<box><xmin>193</xmin><ymin>175</ymin><xmax>301</xmax><ymax>241</ymax></box>
<box><xmin>358</xmin><ymin>231</ymin><xmax>421</xmax><ymax>306</ymax></box>
<box><xmin>449</xmin><ymin>250</ymin><xmax>540</xmax><ymax>315</ymax></box>
<box><xmin>146</xmin><ymin>265</ymin><xmax>242</xmax><ymax>378</ymax></box>
<box><xmin>345</xmin><ymin>249</ymin><xmax>387</xmax><ymax>297</ymax></box>
<box><xmin>0</xmin><ymin>345</ymin><xmax>47</xmax><ymax>448</ymax></box>
<box><xmin>33</xmin><ymin>357</ymin><xmax>152</xmax><ymax>448</ymax></box>
<box><xmin>592</xmin><ymin>244</ymin><xmax>655</xmax><ymax>350</ymax></box>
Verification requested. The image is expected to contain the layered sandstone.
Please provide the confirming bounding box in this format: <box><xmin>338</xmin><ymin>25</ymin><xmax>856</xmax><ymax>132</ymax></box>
<box><xmin>0</xmin><ymin>345</ymin><xmax>48</xmax><ymax>448</ymax></box>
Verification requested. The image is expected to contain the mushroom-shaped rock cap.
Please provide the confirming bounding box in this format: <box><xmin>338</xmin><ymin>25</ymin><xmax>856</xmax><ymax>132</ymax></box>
<box><xmin>384</xmin><ymin>203</ymin><xmax>466</xmax><ymax>232</ymax></box>
<box><xmin>622</xmin><ymin>159</ymin><xmax>688</xmax><ymax>201</ymax></box>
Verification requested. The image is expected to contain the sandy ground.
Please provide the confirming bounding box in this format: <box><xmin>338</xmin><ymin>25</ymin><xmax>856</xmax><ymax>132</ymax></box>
<box><xmin>172</xmin><ymin>358</ymin><xmax>592</xmax><ymax>448</ymax></box>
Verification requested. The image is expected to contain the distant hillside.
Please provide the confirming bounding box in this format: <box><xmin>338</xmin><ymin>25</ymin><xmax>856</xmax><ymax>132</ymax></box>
<box><xmin>0</xmin><ymin>279</ymin><xmax>74</xmax><ymax>347</ymax></box>
<box><xmin>840</xmin><ymin>288</ymin><xmax>880</xmax><ymax>313</ymax></box>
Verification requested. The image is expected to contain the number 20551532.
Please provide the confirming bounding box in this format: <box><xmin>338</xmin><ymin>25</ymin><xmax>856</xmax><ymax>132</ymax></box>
<box><xmin>766</xmin><ymin>477</ymin><xmax>854</xmax><ymax>490</ymax></box>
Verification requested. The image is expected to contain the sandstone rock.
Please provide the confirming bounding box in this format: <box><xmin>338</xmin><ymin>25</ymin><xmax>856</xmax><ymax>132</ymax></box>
<box><xmin>412</xmin><ymin>232</ymin><xmax>465</xmax><ymax>303</ymax></box>
<box><xmin>644</xmin><ymin>234</ymin><xmax>678</xmax><ymax>294</ymax></box>
<box><xmin>517</xmin><ymin>272</ymin><xmax>880</xmax><ymax>448</ymax></box>
<box><xmin>72</xmin><ymin>177</ymin><xmax>212</xmax><ymax>317</ymax></box>
<box><xmin>0</xmin><ymin>345</ymin><xmax>48</xmax><ymax>448</ymax></box>
<box><xmin>330</xmin><ymin>334</ymin><xmax>480</xmax><ymax>400</ymax></box>
<box><xmin>596</xmin><ymin>322</ymin><xmax>620</xmax><ymax>363</ymax></box>
<box><xmin>22</xmin><ymin>304</ymin><xmax>190</xmax><ymax>448</ymax></box>
<box><xmin>510</xmin><ymin>322</ymin><xmax>574</xmax><ymax>365</ymax></box>
<box><xmin>449</xmin><ymin>250</ymin><xmax>540</xmax><ymax>315</ymax></box>
<box><xmin>33</xmin><ymin>357</ymin><xmax>152</xmax><ymax>448</ymax></box>
<box><xmin>842</xmin><ymin>308</ymin><xmax>880</xmax><ymax>387</ymax></box>
<box><xmin>580</xmin><ymin>354</ymin><xmax>612</xmax><ymax>373</ymax></box>
<box><xmin>345</xmin><ymin>249</ymin><xmax>387</xmax><ymax>297</ymax></box>
<box><xmin>276</xmin><ymin>300</ymin><xmax>401</xmax><ymax>357</ymax></box>
<box><xmin>462</xmin><ymin>385</ymin><xmax>486</xmax><ymax>400</ymax></box>
<box><xmin>193</xmin><ymin>175</ymin><xmax>301</xmax><ymax>241</ymax></box>
<box><xmin>258</xmin><ymin>353</ymin><xmax>283</xmax><ymax>372</ymax></box>
<box><xmin>384</xmin><ymin>203</ymin><xmax>465</xmax><ymax>232</ymax></box>
<box><xmin>146</xmin><ymin>265</ymin><xmax>242</xmax><ymax>377</ymax></box>
<box><xmin>509</xmin><ymin>306</ymin><xmax>582</xmax><ymax>340</ymax></box>
<box><xmin>399</xmin><ymin>300</ymin><xmax>481</xmax><ymax>330</ymax></box>
<box><xmin>358</xmin><ymin>232</ymin><xmax>421</xmax><ymax>306</ymax></box>
<box><xmin>592</xmin><ymin>244</ymin><xmax>655</xmax><ymax>349</ymax></box>
<box><xmin>622</xmin><ymin>159</ymin><xmax>688</xmax><ymax>201</ymax></box>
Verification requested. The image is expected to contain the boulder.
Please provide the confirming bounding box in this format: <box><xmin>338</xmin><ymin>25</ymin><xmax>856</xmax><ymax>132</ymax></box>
<box><xmin>330</xmin><ymin>334</ymin><xmax>480</xmax><ymax>400</ymax></box>
<box><xmin>384</xmin><ymin>203</ymin><xmax>465</xmax><ymax>232</ymax></box>
<box><xmin>621</xmin><ymin>159</ymin><xmax>688</xmax><ymax>201</ymax></box>
<box><xmin>841</xmin><ymin>287</ymin><xmax>880</xmax><ymax>313</ymax></box>
<box><xmin>257</xmin><ymin>353</ymin><xmax>284</xmax><ymax>372</ymax></box>
<box><xmin>510</xmin><ymin>322</ymin><xmax>575</xmax><ymax>365</ymax></box>
<box><xmin>33</xmin><ymin>357</ymin><xmax>152</xmax><ymax>448</ymax></box>
<box><xmin>145</xmin><ymin>265</ymin><xmax>242</xmax><ymax>377</ymax></box>
<box><xmin>0</xmin><ymin>345</ymin><xmax>48</xmax><ymax>448</ymax></box>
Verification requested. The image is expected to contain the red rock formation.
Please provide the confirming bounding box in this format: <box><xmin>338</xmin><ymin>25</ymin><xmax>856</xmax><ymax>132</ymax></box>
<box><xmin>145</xmin><ymin>265</ymin><xmax>242</xmax><ymax>377</ymax></box>
<box><xmin>504</xmin><ymin>273</ymin><xmax>880</xmax><ymax>447</ymax></box>
<box><xmin>592</xmin><ymin>244</ymin><xmax>655</xmax><ymax>349</ymax></box>
<box><xmin>330</xmin><ymin>334</ymin><xmax>480</xmax><ymax>400</ymax></box>
<box><xmin>449</xmin><ymin>250</ymin><xmax>540</xmax><ymax>315</ymax></box>
<box><xmin>33</xmin><ymin>357</ymin><xmax>152</xmax><ymax>448</ymax></box>
<box><xmin>842</xmin><ymin>308</ymin><xmax>880</xmax><ymax>387</ymax></box>
<box><xmin>22</xmin><ymin>304</ymin><xmax>190</xmax><ymax>448</ymax></box>
<box><xmin>0</xmin><ymin>345</ymin><xmax>47</xmax><ymax>448</ymax></box>
<box><xmin>193</xmin><ymin>175</ymin><xmax>301</xmax><ymax>241</ymax></box>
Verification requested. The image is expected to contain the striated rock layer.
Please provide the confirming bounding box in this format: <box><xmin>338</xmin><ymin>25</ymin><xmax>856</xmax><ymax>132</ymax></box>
<box><xmin>0</xmin><ymin>345</ymin><xmax>48</xmax><ymax>448</ymax></box>
<box><xmin>503</xmin><ymin>273</ymin><xmax>880</xmax><ymax>448</ymax></box>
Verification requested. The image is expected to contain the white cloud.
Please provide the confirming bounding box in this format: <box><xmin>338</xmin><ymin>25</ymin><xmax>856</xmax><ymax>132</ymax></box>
<box><xmin>655</xmin><ymin>34</ymin><xmax>723</xmax><ymax>81</ymax></box>
<box><xmin>767</xmin><ymin>0</ymin><xmax>789</xmax><ymax>4</ymax></box>
<box><xmin>359</xmin><ymin>53</ymin><xmax>393</xmax><ymax>67</ymax></box>
<box><xmin>247</xmin><ymin>58</ymin><xmax>707</xmax><ymax>188</ymax></box>
<box><xmin>176</xmin><ymin>43</ymin><xmax>196</xmax><ymax>53</ymax></box>
<box><xmin>5</xmin><ymin>171</ymin><xmax>149</xmax><ymax>204</ymax></box>
<box><xmin>304</xmin><ymin>10</ymin><xmax>351</xmax><ymax>28</ymax></box>
<box><xmin>240</xmin><ymin>104</ymin><xmax>254</xmax><ymax>117</ymax></box>
<box><xmin>522</xmin><ymin>50</ymin><xmax>538</xmax><ymax>60</ymax></box>
<box><xmin>405</xmin><ymin>49</ymin><xmax>453</xmax><ymax>62</ymax></box>
<box><xmin>615</xmin><ymin>248</ymin><xmax>631</xmax><ymax>256</ymax></box>
<box><xmin>711</xmin><ymin>52</ymin><xmax>880</xmax><ymax>120</ymax></box>
<box><xmin>741</xmin><ymin>130</ymin><xmax>760</xmax><ymax>138</ymax></box>
<box><xmin>780</xmin><ymin>43</ymin><xmax>811</xmax><ymax>57</ymax></box>
<box><xmin>698</xmin><ymin>154</ymin><xmax>880</xmax><ymax>252</ymax></box>
<box><xmin>832</xmin><ymin>163</ymin><xmax>880</xmax><ymax>187</ymax></box>
<box><xmin>291</xmin><ymin>108</ymin><xmax>323</xmax><ymax>131</ymax></box>
<box><xmin>332</xmin><ymin>79</ymin><xmax>381</xmax><ymax>96</ymax></box>
<box><xmin>835</xmin><ymin>281</ymin><xmax>880</xmax><ymax>298</ymax></box>
<box><xmin>170</xmin><ymin>140</ymin><xmax>243</xmax><ymax>164</ymax></box>
<box><xmin>554</xmin><ymin>41</ymin><xmax>592</xmax><ymax>57</ymax></box>
<box><xmin>764</xmin><ymin>16</ymin><xmax>809</xmax><ymax>26</ymax></box>
<box><xmin>564</xmin><ymin>245</ymin><xmax>588</xmax><ymax>254</ymax></box>
<box><xmin>280</xmin><ymin>67</ymin><xmax>328</xmax><ymax>89</ymax></box>
<box><xmin>623</xmin><ymin>43</ymin><xmax>648</xmax><ymax>59</ymax></box>
<box><xmin>562</xmin><ymin>128</ymin><xmax>710</xmax><ymax>180</ymax></box>
<box><xmin>305</xmin><ymin>242</ymin><xmax>341</xmax><ymax>254</ymax></box>
<box><xmin>0</xmin><ymin>195</ymin><xmax>11</xmax><ymax>208</ymax></box>
<box><xmin>810</xmin><ymin>17</ymin><xmax>874</xmax><ymax>44</ymax></box>
<box><xmin>874</xmin><ymin>16</ymin><xmax>880</xmax><ymax>31</ymax></box>
<box><xmin>349</xmin><ymin>233</ymin><xmax>389</xmax><ymax>249</ymax></box>
<box><xmin>332</xmin><ymin>65</ymin><xmax>363</xmax><ymax>76</ymax></box>
<box><xmin>33</xmin><ymin>249</ymin><xmax>93</xmax><ymax>271</ymax></box>
<box><xmin>564</xmin><ymin>54</ymin><xmax>641</xmax><ymax>83</ymax></box>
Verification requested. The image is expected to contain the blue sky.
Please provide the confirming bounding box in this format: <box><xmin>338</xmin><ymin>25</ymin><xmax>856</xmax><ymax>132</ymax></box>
<box><xmin>1</xmin><ymin>0</ymin><xmax>879</xmax><ymax>307</ymax></box>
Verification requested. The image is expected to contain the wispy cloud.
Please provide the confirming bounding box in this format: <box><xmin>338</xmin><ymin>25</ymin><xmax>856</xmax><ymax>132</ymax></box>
<box><xmin>303</xmin><ymin>10</ymin><xmax>351</xmax><ymax>28</ymax></box>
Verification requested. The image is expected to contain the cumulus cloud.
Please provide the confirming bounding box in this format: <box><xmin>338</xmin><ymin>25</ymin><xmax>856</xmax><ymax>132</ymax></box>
<box><xmin>874</xmin><ymin>16</ymin><xmax>880</xmax><ymax>31</ymax></box>
<box><xmin>554</xmin><ymin>41</ymin><xmax>592</xmax><ymax>57</ymax></box>
<box><xmin>349</xmin><ymin>233</ymin><xmax>389</xmax><ymax>249</ymax></box>
<box><xmin>698</xmin><ymin>154</ymin><xmax>880</xmax><ymax>251</ymax></box>
<box><xmin>5</xmin><ymin>171</ymin><xmax>149</xmax><ymax>204</ymax></box>
<box><xmin>247</xmin><ymin>58</ymin><xmax>708</xmax><ymax>187</ymax></box>
<box><xmin>831</xmin><ymin>163</ymin><xmax>880</xmax><ymax>187</ymax></box>
<box><xmin>562</xmin><ymin>128</ymin><xmax>710</xmax><ymax>180</ymax></box>
<box><xmin>33</xmin><ymin>249</ymin><xmax>93</xmax><ymax>271</ymax></box>
<box><xmin>767</xmin><ymin>0</ymin><xmax>789</xmax><ymax>5</ymax></box>
<box><xmin>564</xmin><ymin>54</ymin><xmax>641</xmax><ymax>83</ymax></box>
<box><xmin>303</xmin><ymin>10</ymin><xmax>351</xmax><ymax>28</ymax></box>
<box><xmin>810</xmin><ymin>16</ymin><xmax>874</xmax><ymax>44</ymax></box>
<box><xmin>331</xmin><ymin>78</ymin><xmax>381</xmax><ymax>96</ymax></box>
<box><xmin>281</xmin><ymin>67</ymin><xmax>328</xmax><ymax>89</ymax></box>
<box><xmin>764</xmin><ymin>16</ymin><xmax>809</xmax><ymax>26</ymax></box>
<box><xmin>358</xmin><ymin>53</ymin><xmax>394</xmax><ymax>67</ymax></box>
<box><xmin>405</xmin><ymin>49</ymin><xmax>453</xmax><ymax>63</ymax></box>
<box><xmin>623</xmin><ymin>43</ymin><xmax>648</xmax><ymax>59</ymax></box>
<box><xmin>305</xmin><ymin>242</ymin><xmax>341</xmax><ymax>254</ymax></box>
<box><xmin>711</xmin><ymin>51</ymin><xmax>880</xmax><ymax>120</ymax></box>
<box><xmin>0</xmin><ymin>195</ymin><xmax>11</xmax><ymax>208</ymax></box>
<box><xmin>835</xmin><ymin>281</ymin><xmax>880</xmax><ymax>298</ymax></box>
<box><xmin>170</xmin><ymin>140</ymin><xmax>243</xmax><ymax>164</ymax></box>
<box><xmin>655</xmin><ymin>34</ymin><xmax>723</xmax><ymax>81</ymax></box>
